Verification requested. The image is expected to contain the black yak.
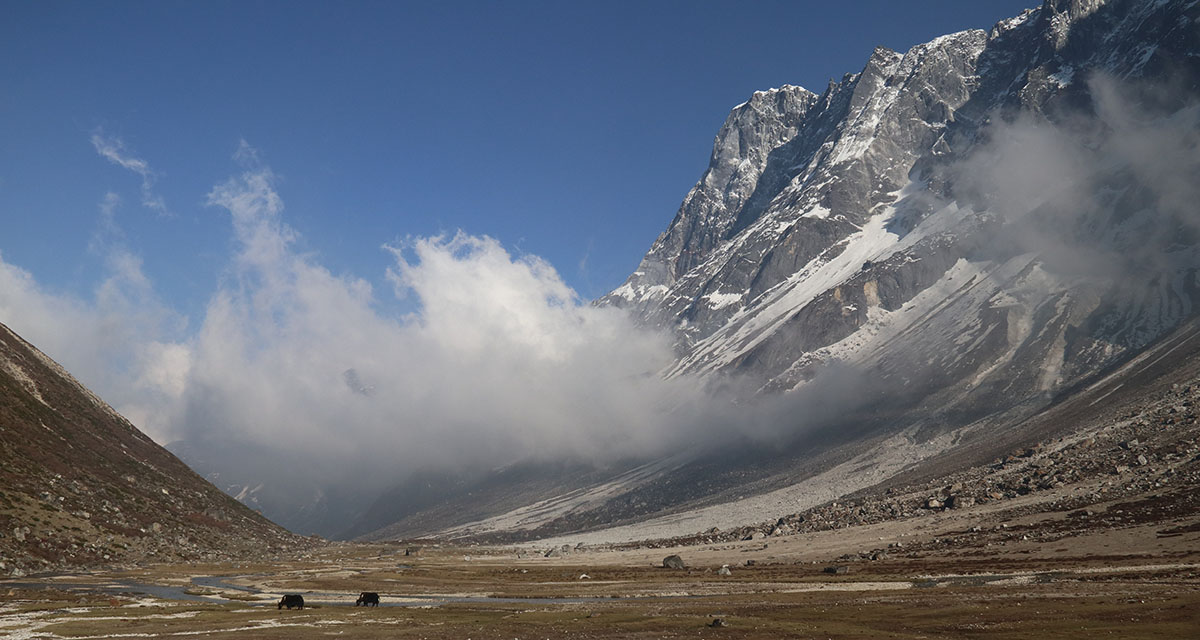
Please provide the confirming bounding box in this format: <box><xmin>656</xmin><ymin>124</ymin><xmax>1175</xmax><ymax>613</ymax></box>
<box><xmin>278</xmin><ymin>594</ymin><xmax>305</xmax><ymax>609</ymax></box>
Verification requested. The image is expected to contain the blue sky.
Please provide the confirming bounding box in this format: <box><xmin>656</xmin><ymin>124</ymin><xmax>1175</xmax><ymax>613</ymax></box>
<box><xmin>3</xmin><ymin>1</ymin><xmax>1035</xmax><ymax>315</ymax></box>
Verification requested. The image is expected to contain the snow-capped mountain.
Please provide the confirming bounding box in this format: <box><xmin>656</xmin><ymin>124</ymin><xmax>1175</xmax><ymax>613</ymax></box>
<box><xmin>602</xmin><ymin>0</ymin><xmax>1200</xmax><ymax>419</ymax></box>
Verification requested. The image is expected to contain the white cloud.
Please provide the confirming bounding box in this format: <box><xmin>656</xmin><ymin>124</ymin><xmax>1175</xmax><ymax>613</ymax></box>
<box><xmin>950</xmin><ymin>73</ymin><xmax>1200</xmax><ymax>279</ymax></box>
<box><xmin>90</xmin><ymin>131</ymin><xmax>169</xmax><ymax>216</ymax></box>
<box><xmin>0</xmin><ymin>146</ymin><xmax>741</xmax><ymax>495</ymax></box>
<box><xmin>179</xmin><ymin>162</ymin><xmax>713</xmax><ymax>477</ymax></box>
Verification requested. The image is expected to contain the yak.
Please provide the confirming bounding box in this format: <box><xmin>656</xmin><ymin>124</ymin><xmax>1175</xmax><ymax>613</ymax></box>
<box><xmin>278</xmin><ymin>594</ymin><xmax>305</xmax><ymax>610</ymax></box>
<box><xmin>356</xmin><ymin>591</ymin><xmax>380</xmax><ymax>607</ymax></box>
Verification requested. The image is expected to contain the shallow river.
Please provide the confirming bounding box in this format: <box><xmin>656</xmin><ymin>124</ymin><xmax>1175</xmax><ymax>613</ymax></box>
<box><xmin>2</xmin><ymin>575</ymin><xmax>635</xmax><ymax>607</ymax></box>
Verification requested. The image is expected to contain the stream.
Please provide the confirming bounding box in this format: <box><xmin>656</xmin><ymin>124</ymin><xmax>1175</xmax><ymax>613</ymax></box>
<box><xmin>2</xmin><ymin>574</ymin><xmax>628</xmax><ymax>607</ymax></box>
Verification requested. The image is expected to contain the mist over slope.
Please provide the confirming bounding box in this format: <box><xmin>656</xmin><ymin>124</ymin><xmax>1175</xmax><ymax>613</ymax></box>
<box><xmin>2</xmin><ymin>152</ymin><xmax>752</xmax><ymax>537</ymax></box>
<box><xmin>0</xmin><ymin>321</ymin><xmax>305</xmax><ymax>576</ymax></box>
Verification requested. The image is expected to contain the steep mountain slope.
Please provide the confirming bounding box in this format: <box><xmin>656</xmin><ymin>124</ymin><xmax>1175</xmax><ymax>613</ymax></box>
<box><xmin>0</xmin><ymin>322</ymin><xmax>310</xmax><ymax>576</ymax></box>
<box><xmin>351</xmin><ymin>0</ymin><xmax>1200</xmax><ymax>543</ymax></box>
<box><xmin>604</xmin><ymin>0</ymin><xmax>1200</xmax><ymax>411</ymax></box>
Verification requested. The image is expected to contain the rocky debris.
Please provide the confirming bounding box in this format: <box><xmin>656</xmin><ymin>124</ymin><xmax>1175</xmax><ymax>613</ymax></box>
<box><xmin>589</xmin><ymin>375</ymin><xmax>1200</xmax><ymax>557</ymax></box>
<box><xmin>662</xmin><ymin>554</ymin><xmax>686</xmax><ymax>570</ymax></box>
<box><xmin>824</xmin><ymin>566</ymin><xmax>850</xmax><ymax>575</ymax></box>
<box><xmin>542</xmin><ymin>544</ymin><xmax>573</xmax><ymax>558</ymax></box>
<box><xmin>717</xmin><ymin>565</ymin><xmax>732</xmax><ymax>576</ymax></box>
<box><xmin>946</xmin><ymin>495</ymin><xmax>974</xmax><ymax>509</ymax></box>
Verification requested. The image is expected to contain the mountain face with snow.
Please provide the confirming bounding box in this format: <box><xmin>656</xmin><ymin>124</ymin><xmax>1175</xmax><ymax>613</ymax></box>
<box><xmin>602</xmin><ymin>0</ymin><xmax>1200</xmax><ymax>425</ymax></box>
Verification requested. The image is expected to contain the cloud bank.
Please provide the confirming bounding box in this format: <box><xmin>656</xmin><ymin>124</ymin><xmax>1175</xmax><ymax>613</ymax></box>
<box><xmin>2</xmin><ymin>145</ymin><xmax>739</xmax><ymax>493</ymax></box>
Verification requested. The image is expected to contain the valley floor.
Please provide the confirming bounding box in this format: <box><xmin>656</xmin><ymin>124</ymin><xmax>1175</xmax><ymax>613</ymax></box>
<box><xmin>3</xmin><ymin>483</ymin><xmax>1198</xmax><ymax>639</ymax></box>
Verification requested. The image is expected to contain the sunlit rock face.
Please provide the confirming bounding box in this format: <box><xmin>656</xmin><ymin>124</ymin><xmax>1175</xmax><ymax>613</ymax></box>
<box><xmin>603</xmin><ymin>0</ymin><xmax>1200</xmax><ymax>424</ymax></box>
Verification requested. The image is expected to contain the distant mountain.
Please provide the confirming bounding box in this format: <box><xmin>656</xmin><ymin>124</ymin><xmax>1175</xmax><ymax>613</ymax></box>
<box><xmin>166</xmin><ymin>437</ymin><xmax>369</xmax><ymax>538</ymax></box>
<box><xmin>0</xmin><ymin>322</ymin><xmax>309</xmax><ymax>576</ymax></box>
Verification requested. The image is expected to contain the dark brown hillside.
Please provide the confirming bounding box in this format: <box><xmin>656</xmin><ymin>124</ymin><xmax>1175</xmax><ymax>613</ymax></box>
<box><xmin>0</xmin><ymin>321</ymin><xmax>316</xmax><ymax>577</ymax></box>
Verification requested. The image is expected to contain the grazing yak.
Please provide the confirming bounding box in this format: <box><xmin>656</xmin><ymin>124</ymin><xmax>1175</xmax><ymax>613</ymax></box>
<box><xmin>278</xmin><ymin>594</ymin><xmax>305</xmax><ymax>610</ymax></box>
<box><xmin>356</xmin><ymin>591</ymin><xmax>380</xmax><ymax>607</ymax></box>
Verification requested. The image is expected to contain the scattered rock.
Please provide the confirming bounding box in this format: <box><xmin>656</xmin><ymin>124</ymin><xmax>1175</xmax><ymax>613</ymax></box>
<box><xmin>662</xmin><ymin>554</ymin><xmax>685</xmax><ymax>569</ymax></box>
<box><xmin>946</xmin><ymin>495</ymin><xmax>975</xmax><ymax>509</ymax></box>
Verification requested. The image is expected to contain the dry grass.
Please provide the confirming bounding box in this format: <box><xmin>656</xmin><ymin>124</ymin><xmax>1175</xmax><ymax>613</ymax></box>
<box><xmin>4</xmin><ymin>534</ymin><xmax>1199</xmax><ymax>639</ymax></box>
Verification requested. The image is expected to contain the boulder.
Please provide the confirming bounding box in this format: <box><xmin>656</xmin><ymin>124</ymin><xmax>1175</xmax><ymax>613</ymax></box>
<box><xmin>662</xmin><ymin>554</ymin><xmax>685</xmax><ymax>569</ymax></box>
<box><xmin>946</xmin><ymin>495</ymin><xmax>975</xmax><ymax>509</ymax></box>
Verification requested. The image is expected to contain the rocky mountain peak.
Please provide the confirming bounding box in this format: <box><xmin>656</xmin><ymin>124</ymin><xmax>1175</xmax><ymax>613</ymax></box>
<box><xmin>1045</xmin><ymin>0</ymin><xmax>1107</xmax><ymax>22</ymax></box>
<box><xmin>605</xmin><ymin>0</ymin><xmax>1199</xmax><ymax>411</ymax></box>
